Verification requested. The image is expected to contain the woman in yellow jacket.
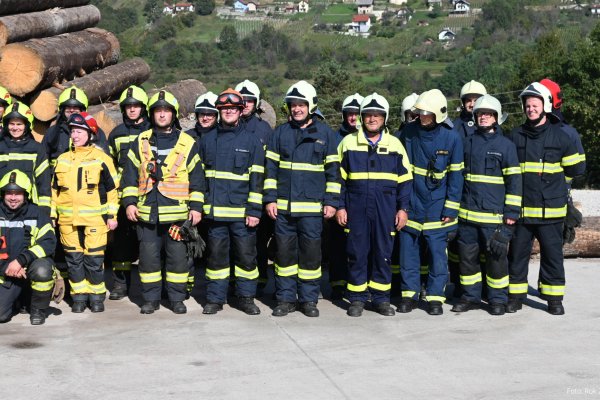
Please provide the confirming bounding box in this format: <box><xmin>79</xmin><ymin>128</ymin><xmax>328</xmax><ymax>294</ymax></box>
<box><xmin>51</xmin><ymin>112</ymin><xmax>119</xmax><ymax>313</ymax></box>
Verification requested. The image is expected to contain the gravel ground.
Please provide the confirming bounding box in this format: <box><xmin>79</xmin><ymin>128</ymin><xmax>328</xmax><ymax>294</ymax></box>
<box><xmin>571</xmin><ymin>189</ymin><xmax>599</xmax><ymax>216</ymax></box>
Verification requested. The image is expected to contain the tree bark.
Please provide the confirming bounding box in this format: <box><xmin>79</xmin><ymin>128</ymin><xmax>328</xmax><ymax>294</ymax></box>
<box><xmin>531</xmin><ymin>217</ymin><xmax>600</xmax><ymax>258</ymax></box>
<box><xmin>30</xmin><ymin>58</ymin><xmax>151</xmax><ymax>121</ymax></box>
<box><xmin>0</xmin><ymin>5</ymin><xmax>101</xmax><ymax>46</ymax></box>
<box><xmin>0</xmin><ymin>0</ymin><xmax>90</xmax><ymax>16</ymax></box>
<box><xmin>0</xmin><ymin>28</ymin><xmax>120</xmax><ymax>97</ymax></box>
<box><xmin>32</xmin><ymin>119</ymin><xmax>50</xmax><ymax>143</ymax></box>
<box><xmin>149</xmin><ymin>79</ymin><xmax>207</xmax><ymax>117</ymax></box>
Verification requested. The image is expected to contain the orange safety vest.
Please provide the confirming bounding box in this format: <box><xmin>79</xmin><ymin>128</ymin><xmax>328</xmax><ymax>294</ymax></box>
<box><xmin>137</xmin><ymin>130</ymin><xmax>195</xmax><ymax>202</ymax></box>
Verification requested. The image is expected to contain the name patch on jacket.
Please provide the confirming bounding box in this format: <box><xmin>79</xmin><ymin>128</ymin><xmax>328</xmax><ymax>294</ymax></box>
<box><xmin>377</xmin><ymin>147</ymin><xmax>389</xmax><ymax>154</ymax></box>
<box><xmin>436</xmin><ymin>150</ymin><xmax>449</xmax><ymax>156</ymax></box>
<box><xmin>487</xmin><ymin>151</ymin><xmax>502</xmax><ymax>157</ymax></box>
<box><xmin>235</xmin><ymin>148</ymin><xmax>249</xmax><ymax>153</ymax></box>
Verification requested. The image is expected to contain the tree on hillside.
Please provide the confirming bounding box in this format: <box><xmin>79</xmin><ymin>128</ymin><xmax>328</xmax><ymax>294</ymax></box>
<box><xmin>218</xmin><ymin>25</ymin><xmax>238</xmax><ymax>50</ymax></box>
<box><xmin>144</xmin><ymin>0</ymin><xmax>162</xmax><ymax>23</ymax></box>
<box><xmin>517</xmin><ymin>31</ymin><xmax>567</xmax><ymax>85</ymax></box>
<box><xmin>195</xmin><ymin>0</ymin><xmax>215</xmax><ymax>15</ymax></box>
<box><xmin>313</xmin><ymin>61</ymin><xmax>364</xmax><ymax>118</ymax></box>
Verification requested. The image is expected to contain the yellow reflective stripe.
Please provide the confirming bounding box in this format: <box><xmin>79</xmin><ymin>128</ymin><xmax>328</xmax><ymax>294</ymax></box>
<box><xmin>449</xmin><ymin>162</ymin><xmax>464</xmax><ymax>171</ymax></box>
<box><xmin>505</xmin><ymin>194</ymin><xmax>522</xmax><ymax>207</ymax></box>
<box><xmin>340</xmin><ymin>166</ymin><xmax>348</xmax><ymax>180</ymax></box>
<box><xmin>275</xmin><ymin>263</ymin><xmax>298</xmax><ymax>277</ymax></box>
<box><xmin>276</xmin><ymin>199</ymin><xmax>288</xmax><ymax>210</ymax></box>
<box><xmin>140</xmin><ymin>271</ymin><xmax>162</xmax><ymax>283</ymax></box>
<box><xmin>266</xmin><ymin>151</ymin><xmax>280</xmax><ymax>162</ymax></box>
<box><xmin>326</xmin><ymin>182</ymin><xmax>341</xmax><ymax>194</ymax></box>
<box><xmin>206</xmin><ymin>267</ymin><xmax>230</xmax><ymax>280</ymax></box>
<box><xmin>203</xmin><ymin>204</ymin><xmax>211</xmax><ymax>214</ymax></box>
<box><xmin>412</xmin><ymin>166</ymin><xmax>446</xmax><ymax>179</ymax></box>
<box><xmin>31</xmin><ymin>280</ymin><xmax>54</xmax><ymax>292</ymax></box>
<box><xmin>487</xmin><ymin>275</ymin><xmax>509</xmax><ymax>289</ymax></box>
<box><xmin>390</xmin><ymin>231</ymin><xmax>396</xmax><ymax>236</ymax></box>
<box><xmin>391</xmin><ymin>264</ymin><xmax>400</xmax><ymax>274</ymax></box>
<box><xmin>368</xmin><ymin>280</ymin><xmax>391</xmax><ymax>291</ymax></box>
<box><xmin>212</xmin><ymin>206</ymin><xmax>245</xmax><ymax>218</ymax></box>
<box><xmin>539</xmin><ymin>283</ymin><xmax>565</xmax><ymax>296</ymax></box>
<box><xmin>509</xmin><ymin>283</ymin><xmax>528</xmax><ymax>294</ymax></box>
<box><xmin>248</xmin><ymin>192</ymin><xmax>263</xmax><ymax>204</ymax></box>
<box><xmin>406</xmin><ymin>219</ymin><xmax>458</xmax><ymax>231</ymax></box>
<box><xmin>465</xmin><ymin>173</ymin><xmax>504</xmax><ymax>184</ymax></box>
<box><xmin>325</xmin><ymin>154</ymin><xmax>340</xmax><ymax>164</ymax></box>
<box><xmin>122</xmin><ymin>186</ymin><xmax>138</xmax><ymax>197</ymax></box>
<box><xmin>521</xmin><ymin>206</ymin><xmax>567</xmax><ymax>218</ymax></box>
<box><xmin>235</xmin><ymin>266</ymin><xmax>259</xmax><ymax>279</ymax></box>
<box><xmin>0</xmin><ymin>153</ymin><xmax>36</xmax><ymax>161</ymax></box>
<box><xmin>520</xmin><ymin>162</ymin><xmax>562</xmax><ymax>174</ymax></box>
<box><xmin>290</xmin><ymin>202</ymin><xmax>322</xmax><ymax>213</ymax></box>
<box><xmin>264</xmin><ymin>179</ymin><xmax>277</xmax><ymax>190</ymax></box>
<box><xmin>29</xmin><ymin>244</ymin><xmax>46</xmax><ymax>259</ymax></box>
<box><xmin>347</xmin><ymin>282</ymin><xmax>368</xmax><ymax>292</ymax></box>
<box><xmin>444</xmin><ymin>200</ymin><xmax>460</xmax><ymax>210</ymax></box>
<box><xmin>88</xmin><ymin>281</ymin><xmax>106</xmax><ymax>294</ymax></box>
<box><xmin>420</xmin><ymin>264</ymin><xmax>429</xmax><ymax>274</ymax></box>
<box><xmin>205</xmin><ymin>170</ymin><xmax>250</xmax><ymax>181</ymax></box>
<box><xmin>298</xmin><ymin>267</ymin><xmax>322</xmax><ymax>280</ymax></box>
<box><xmin>190</xmin><ymin>191</ymin><xmax>204</xmax><ymax>202</ymax></box>
<box><xmin>347</xmin><ymin>172</ymin><xmax>399</xmax><ymax>182</ymax></box>
<box><xmin>561</xmin><ymin>153</ymin><xmax>580</xmax><ymax>166</ymax></box>
<box><xmin>425</xmin><ymin>295</ymin><xmax>445</xmax><ymax>303</ymax></box>
<box><xmin>35</xmin><ymin>159</ymin><xmax>50</xmax><ymax>177</ymax></box>
<box><xmin>36</xmin><ymin>223</ymin><xmax>54</xmax><ymax>240</ymax></box>
<box><xmin>279</xmin><ymin>161</ymin><xmax>324</xmax><ymax>172</ymax></box>
<box><xmin>37</xmin><ymin>196</ymin><xmax>51</xmax><ymax>208</ymax></box>
<box><xmin>69</xmin><ymin>280</ymin><xmax>88</xmax><ymax>293</ymax></box>
<box><xmin>460</xmin><ymin>272</ymin><xmax>482</xmax><ymax>286</ymax></box>
<box><xmin>458</xmin><ymin>208</ymin><xmax>503</xmax><ymax>224</ymax></box>
<box><xmin>250</xmin><ymin>164</ymin><xmax>265</xmax><ymax>174</ymax></box>
<box><xmin>166</xmin><ymin>271</ymin><xmax>188</xmax><ymax>283</ymax></box>
<box><xmin>502</xmin><ymin>166</ymin><xmax>521</xmax><ymax>175</ymax></box>
<box><xmin>402</xmin><ymin>291</ymin><xmax>417</xmax><ymax>298</ymax></box>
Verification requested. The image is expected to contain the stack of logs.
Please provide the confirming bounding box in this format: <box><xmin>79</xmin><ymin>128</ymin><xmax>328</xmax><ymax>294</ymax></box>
<box><xmin>0</xmin><ymin>0</ymin><xmax>277</xmax><ymax>137</ymax></box>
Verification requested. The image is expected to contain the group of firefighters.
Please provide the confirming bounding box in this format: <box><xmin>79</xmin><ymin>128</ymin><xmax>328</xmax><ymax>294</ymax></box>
<box><xmin>0</xmin><ymin>76</ymin><xmax>586</xmax><ymax>325</ymax></box>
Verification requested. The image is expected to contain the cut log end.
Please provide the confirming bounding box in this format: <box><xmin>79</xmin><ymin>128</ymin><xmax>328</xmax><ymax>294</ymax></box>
<box><xmin>0</xmin><ymin>23</ymin><xmax>8</xmax><ymax>47</ymax></box>
<box><xmin>0</xmin><ymin>45</ymin><xmax>43</xmax><ymax>97</ymax></box>
<box><xmin>30</xmin><ymin>90</ymin><xmax>59</xmax><ymax>122</ymax></box>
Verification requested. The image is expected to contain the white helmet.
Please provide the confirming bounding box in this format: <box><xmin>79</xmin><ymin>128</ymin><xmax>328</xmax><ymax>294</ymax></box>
<box><xmin>235</xmin><ymin>79</ymin><xmax>261</xmax><ymax>105</ymax></box>
<box><xmin>194</xmin><ymin>91</ymin><xmax>218</xmax><ymax>114</ymax></box>
<box><xmin>285</xmin><ymin>80</ymin><xmax>318</xmax><ymax>114</ymax></box>
<box><xmin>519</xmin><ymin>82</ymin><xmax>553</xmax><ymax>114</ymax></box>
<box><xmin>414</xmin><ymin>89</ymin><xmax>448</xmax><ymax>124</ymax></box>
<box><xmin>460</xmin><ymin>80</ymin><xmax>487</xmax><ymax>99</ymax></box>
<box><xmin>473</xmin><ymin>94</ymin><xmax>503</xmax><ymax>125</ymax></box>
<box><xmin>401</xmin><ymin>93</ymin><xmax>419</xmax><ymax>122</ymax></box>
<box><xmin>360</xmin><ymin>93</ymin><xmax>389</xmax><ymax>124</ymax></box>
<box><xmin>341</xmin><ymin>93</ymin><xmax>364</xmax><ymax>113</ymax></box>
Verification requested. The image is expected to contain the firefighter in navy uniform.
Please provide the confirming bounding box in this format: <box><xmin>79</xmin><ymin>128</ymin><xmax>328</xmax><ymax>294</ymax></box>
<box><xmin>398</xmin><ymin>89</ymin><xmax>464</xmax><ymax>316</ymax></box>
<box><xmin>234</xmin><ymin>80</ymin><xmax>274</xmax><ymax>292</ymax></box>
<box><xmin>121</xmin><ymin>91</ymin><xmax>205</xmax><ymax>315</ymax></box>
<box><xmin>328</xmin><ymin>93</ymin><xmax>363</xmax><ymax>300</ymax></box>
<box><xmin>337</xmin><ymin>93</ymin><xmax>412</xmax><ymax>317</ymax></box>
<box><xmin>539</xmin><ymin>78</ymin><xmax>587</xmax><ymax>245</ymax></box>
<box><xmin>452</xmin><ymin>95</ymin><xmax>522</xmax><ymax>316</ymax></box>
<box><xmin>0</xmin><ymin>171</ymin><xmax>56</xmax><ymax>325</ymax></box>
<box><xmin>264</xmin><ymin>81</ymin><xmax>340</xmax><ymax>317</ymax></box>
<box><xmin>453</xmin><ymin>80</ymin><xmax>487</xmax><ymax>139</ymax></box>
<box><xmin>0</xmin><ymin>102</ymin><xmax>51</xmax><ymax>212</ymax></box>
<box><xmin>506</xmin><ymin>82</ymin><xmax>585</xmax><ymax>315</ymax></box>
<box><xmin>200</xmin><ymin>88</ymin><xmax>265</xmax><ymax>315</ymax></box>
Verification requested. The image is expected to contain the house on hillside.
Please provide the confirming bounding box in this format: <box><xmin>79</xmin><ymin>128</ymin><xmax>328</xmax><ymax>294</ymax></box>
<box><xmin>352</xmin><ymin>14</ymin><xmax>371</xmax><ymax>33</ymax></box>
<box><xmin>389</xmin><ymin>0</ymin><xmax>407</xmax><ymax>4</ymax></box>
<box><xmin>357</xmin><ymin>0</ymin><xmax>373</xmax><ymax>14</ymax></box>
<box><xmin>451</xmin><ymin>0</ymin><xmax>469</xmax><ymax>14</ymax></box>
<box><xmin>438</xmin><ymin>27</ymin><xmax>455</xmax><ymax>41</ymax></box>
<box><xmin>427</xmin><ymin>0</ymin><xmax>442</xmax><ymax>7</ymax></box>
<box><xmin>592</xmin><ymin>4</ymin><xmax>600</xmax><ymax>16</ymax></box>
<box><xmin>234</xmin><ymin>0</ymin><xmax>258</xmax><ymax>12</ymax></box>
<box><xmin>163</xmin><ymin>2</ymin><xmax>195</xmax><ymax>14</ymax></box>
<box><xmin>298</xmin><ymin>0</ymin><xmax>309</xmax><ymax>13</ymax></box>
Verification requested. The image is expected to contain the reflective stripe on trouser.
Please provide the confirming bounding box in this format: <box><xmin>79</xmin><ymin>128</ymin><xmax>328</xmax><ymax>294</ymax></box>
<box><xmin>27</xmin><ymin>258</ymin><xmax>55</xmax><ymax>309</ymax></box>
<box><xmin>60</xmin><ymin>224</ymin><xmax>107</xmax><ymax>301</ymax></box>
<box><xmin>274</xmin><ymin>214</ymin><xmax>322</xmax><ymax>303</ymax></box>
<box><xmin>137</xmin><ymin>222</ymin><xmax>188</xmax><ymax>302</ymax></box>
<box><xmin>345</xmin><ymin>189</ymin><xmax>395</xmax><ymax>304</ymax></box>
<box><xmin>508</xmin><ymin>221</ymin><xmax>565</xmax><ymax>300</ymax></box>
<box><xmin>457</xmin><ymin>223</ymin><xmax>508</xmax><ymax>304</ymax></box>
<box><xmin>327</xmin><ymin>219</ymin><xmax>347</xmax><ymax>287</ymax></box>
<box><xmin>205</xmin><ymin>221</ymin><xmax>258</xmax><ymax>304</ymax></box>
<box><xmin>400</xmin><ymin>228</ymin><xmax>449</xmax><ymax>302</ymax></box>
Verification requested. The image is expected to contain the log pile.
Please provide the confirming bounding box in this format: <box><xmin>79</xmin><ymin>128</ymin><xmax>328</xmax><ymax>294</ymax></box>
<box><xmin>531</xmin><ymin>216</ymin><xmax>600</xmax><ymax>259</ymax></box>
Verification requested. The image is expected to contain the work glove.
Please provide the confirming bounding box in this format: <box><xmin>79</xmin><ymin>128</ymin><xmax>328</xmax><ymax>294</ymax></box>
<box><xmin>563</xmin><ymin>201</ymin><xmax>583</xmax><ymax>245</ymax></box>
<box><xmin>487</xmin><ymin>224</ymin><xmax>514</xmax><ymax>260</ymax></box>
<box><xmin>52</xmin><ymin>273</ymin><xmax>65</xmax><ymax>304</ymax></box>
<box><xmin>446</xmin><ymin>229</ymin><xmax>457</xmax><ymax>242</ymax></box>
<box><xmin>180</xmin><ymin>220</ymin><xmax>206</xmax><ymax>259</ymax></box>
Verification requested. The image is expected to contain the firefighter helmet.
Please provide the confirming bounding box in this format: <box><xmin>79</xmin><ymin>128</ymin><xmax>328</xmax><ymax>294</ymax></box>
<box><xmin>341</xmin><ymin>93</ymin><xmax>364</xmax><ymax>113</ymax></box>
<box><xmin>0</xmin><ymin>86</ymin><xmax>12</xmax><ymax>108</ymax></box>
<box><xmin>0</xmin><ymin>170</ymin><xmax>32</xmax><ymax>196</ymax></box>
<box><xmin>401</xmin><ymin>93</ymin><xmax>419</xmax><ymax>122</ymax></box>
<box><xmin>285</xmin><ymin>80</ymin><xmax>318</xmax><ymax>114</ymax></box>
<box><xmin>67</xmin><ymin>112</ymin><xmax>99</xmax><ymax>135</ymax></box>
<box><xmin>194</xmin><ymin>91</ymin><xmax>219</xmax><ymax>114</ymax></box>
<box><xmin>519</xmin><ymin>82</ymin><xmax>553</xmax><ymax>114</ymax></box>
<box><xmin>473</xmin><ymin>94</ymin><xmax>503</xmax><ymax>124</ymax></box>
<box><xmin>215</xmin><ymin>88</ymin><xmax>245</xmax><ymax>110</ymax></box>
<box><xmin>119</xmin><ymin>85</ymin><xmax>148</xmax><ymax>112</ymax></box>
<box><xmin>360</xmin><ymin>93</ymin><xmax>389</xmax><ymax>124</ymax></box>
<box><xmin>235</xmin><ymin>80</ymin><xmax>261</xmax><ymax>105</ymax></box>
<box><xmin>539</xmin><ymin>78</ymin><xmax>563</xmax><ymax>109</ymax></box>
<box><xmin>460</xmin><ymin>80</ymin><xmax>487</xmax><ymax>100</ymax></box>
<box><xmin>2</xmin><ymin>101</ymin><xmax>34</xmax><ymax>130</ymax></box>
<box><xmin>148</xmin><ymin>90</ymin><xmax>179</xmax><ymax>118</ymax></box>
<box><xmin>414</xmin><ymin>89</ymin><xmax>448</xmax><ymax>124</ymax></box>
<box><xmin>58</xmin><ymin>86</ymin><xmax>88</xmax><ymax>110</ymax></box>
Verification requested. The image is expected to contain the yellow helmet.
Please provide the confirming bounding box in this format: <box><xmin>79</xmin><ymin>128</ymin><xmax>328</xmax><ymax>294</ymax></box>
<box><xmin>2</xmin><ymin>101</ymin><xmax>34</xmax><ymax>130</ymax></box>
<box><xmin>0</xmin><ymin>170</ymin><xmax>32</xmax><ymax>197</ymax></box>
<box><xmin>285</xmin><ymin>80</ymin><xmax>318</xmax><ymax>114</ymax></box>
<box><xmin>148</xmin><ymin>90</ymin><xmax>179</xmax><ymax>118</ymax></box>
<box><xmin>58</xmin><ymin>86</ymin><xmax>88</xmax><ymax>110</ymax></box>
<box><xmin>0</xmin><ymin>86</ymin><xmax>12</xmax><ymax>108</ymax></box>
<box><xmin>414</xmin><ymin>89</ymin><xmax>448</xmax><ymax>124</ymax></box>
<box><xmin>119</xmin><ymin>85</ymin><xmax>148</xmax><ymax>112</ymax></box>
<box><xmin>460</xmin><ymin>80</ymin><xmax>487</xmax><ymax>100</ymax></box>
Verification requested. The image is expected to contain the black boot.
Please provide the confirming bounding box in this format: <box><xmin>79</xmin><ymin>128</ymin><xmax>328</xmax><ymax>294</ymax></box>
<box><xmin>397</xmin><ymin>298</ymin><xmax>418</xmax><ymax>313</ymax></box>
<box><xmin>71</xmin><ymin>301</ymin><xmax>87</xmax><ymax>313</ymax></box>
<box><xmin>238</xmin><ymin>297</ymin><xmax>260</xmax><ymax>315</ymax></box>
<box><xmin>90</xmin><ymin>301</ymin><xmax>105</xmax><ymax>313</ymax></box>
<box><xmin>347</xmin><ymin>301</ymin><xmax>364</xmax><ymax>317</ymax></box>
<box><xmin>29</xmin><ymin>308</ymin><xmax>46</xmax><ymax>325</ymax></box>
<box><xmin>451</xmin><ymin>299</ymin><xmax>480</xmax><ymax>313</ymax></box>
<box><xmin>330</xmin><ymin>286</ymin><xmax>345</xmax><ymax>301</ymax></box>
<box><xmin>374</xmin><ymin>302</ymin><xmax>395</xmax><ymax>316</ymax></box>
<box><xmin>547</xmin><ymin>300</ymin><xmax>565</xmax><ymax>315</ymax></box>
<box><xmin>203</xmin><ymin>303</ymin><xmax>223</xmax><ymax>315</ymax></box>
<box><xmin>171</xmin><ymin>301</ymin><xmax>187</xmax><ymax>314</ymax></box>
<box><xmin>489</xmin><ymin>303</ymin><xmax>506</xmax><ymax>316</ymax></box>
<box><xmin>109</xmin><ymin>283</ymin><xmax>127</xmax><ymax>300</ymax></box>
<box><xmin>427</xmin><ymin>301</ymin><xmax>443</xmax><ymax>315</ymax></box>
<box><xmin>272</xmin><ymin>301</ymin><xmax>296</xmax><ymax>317</ymax></box>
<box><xmin>140</xmin><ymin>300</ymin><xmax>160</xmax><ymax>314</ymax></box>
<box><xmin>300</xmin><ymin>302</ymin><xmax>319</xmax><ymax>317</ymax></box>
<box><xmin>506</xmin><ymin>298</ymin><xmax>522</xmax><ymax>313</ymax></box>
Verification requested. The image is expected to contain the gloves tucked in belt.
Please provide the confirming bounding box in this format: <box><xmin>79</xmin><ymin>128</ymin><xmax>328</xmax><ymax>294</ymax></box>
<box><xmin>487</xmin><ymin>225</ymin><xmax>514</xmax><ymax>259</ymax></box>
<box><xmin>563</xmin><ymin>201</ymin><xmax>583</xmax><ymax>245</ymax></box>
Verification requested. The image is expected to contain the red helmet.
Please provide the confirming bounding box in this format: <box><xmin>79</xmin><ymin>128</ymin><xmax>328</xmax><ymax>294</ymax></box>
<box><xmin>539</xmin><ymin>78</ymin><xmax>563</xmax><ymax>109</ymax></box>
<box><xmin>67</xmin><ymin>112</ymin><xmax>98</xmax><ymax>135</ymax></box>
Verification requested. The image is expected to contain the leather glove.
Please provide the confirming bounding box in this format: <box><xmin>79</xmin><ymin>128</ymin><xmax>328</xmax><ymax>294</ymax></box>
<box><xmin>52</xmin><ymin>273</ymin><xmax>65</xmax><ymax>304</ymax></box>
<box><xmin>180</xmin><ymin>220</ymin><xmax>206</xmax><ymax>259</ymax></box>
<box><xmin>446</xmin><ymin>230</ymin><xmax>457</xmax><ymax>242</ymax></box>
<box><xmin>487</xmin><ymin>224</ymin><xmax>514</xmax><ymax>259</ymax></box>
<box><xmin>563</xmin><ymin>201</ymin><xmax>582</xmax><ymax>245</ymax></box>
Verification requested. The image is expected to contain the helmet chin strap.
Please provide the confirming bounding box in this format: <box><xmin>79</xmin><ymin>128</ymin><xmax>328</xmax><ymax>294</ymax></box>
<box><xmin>526</xmin><ymin>112</ymin><xmax>545</xmax><ymax>127</ymax></box>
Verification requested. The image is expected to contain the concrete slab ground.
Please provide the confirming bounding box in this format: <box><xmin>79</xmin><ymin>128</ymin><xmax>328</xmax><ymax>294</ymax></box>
<box><xmin>1</xmin><ymin>258</ymin><xmax>599</xmax><ymax>400</ymax></box>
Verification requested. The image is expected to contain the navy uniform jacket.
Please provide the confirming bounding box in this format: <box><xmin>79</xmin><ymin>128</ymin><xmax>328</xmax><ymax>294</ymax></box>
<box><xmin>453</xmin><ymin>111</ymin><xmax>477</xmax><ymax>138</ymax></box>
